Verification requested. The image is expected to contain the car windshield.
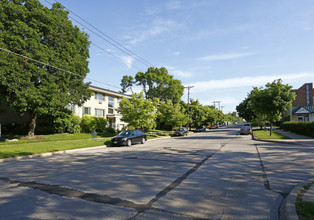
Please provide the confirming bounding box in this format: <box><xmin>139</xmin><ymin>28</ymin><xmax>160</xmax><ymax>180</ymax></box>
<box><xmin>119</xmin><ymin>130</ymin><xmax>132</xmax><ymax>136</ymax></box>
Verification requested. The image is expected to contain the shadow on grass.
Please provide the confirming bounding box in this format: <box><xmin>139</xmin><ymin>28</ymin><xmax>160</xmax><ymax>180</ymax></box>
<box><xmin>0</xmin><ymin>152</ymin><xmax>32</xmax><ymax>159</ymax></box>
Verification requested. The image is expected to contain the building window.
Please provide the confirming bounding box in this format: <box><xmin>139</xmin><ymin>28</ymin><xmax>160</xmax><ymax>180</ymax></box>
<box><xmin>66</xmin><ymin>105</ymin><xmax>75</xmax><ymax>113</ymax></box>
<box><xmin>95</xmin><ymin>92</ymin><xmax>105</xmax><ymax>101</ymax></box>
<box><xmin>83</xmin><ymin>107</ymin><xmax>91</xmax><ymax>115</ymax></box>
<box><xmin>95</xmin><ymin>108</ymin><xmax>105</xmax><ymax>117</ymax></box>
<box><xmin>108</xmin><ymin>96</ymin><xmax>114</xmax><ymax>114</ymax></box>
<box><xmin>306</xmin><ymin>84</ymin><xmax>310</xmax><ymax>105</ymax></box>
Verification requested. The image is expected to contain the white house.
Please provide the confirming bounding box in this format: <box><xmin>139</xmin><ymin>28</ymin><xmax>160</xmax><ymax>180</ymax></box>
<box><xmin>67</xmin><ymin>85</ymin><xmax>131</xmax><ymax>130</ymax></box>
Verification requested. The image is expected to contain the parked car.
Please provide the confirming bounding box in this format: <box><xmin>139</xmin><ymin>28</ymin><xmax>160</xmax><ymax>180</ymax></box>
<box><xmin>111</xmin><ymin>130</ymin><xmax>147</xmax><ymax>146</ymax></box>
<box><xmin>174</xmin><ymin>128</ymin><xmax>188</xmax><ymax>136</ymax></box>
<box><xmin>240</xmin><ymin>123</ymin><xmax>252</xmax><ymax>135</ymax></box>
<box><xmin>209</xmin><ymin>125</ymin><xmax>217</xmax><ymax>129</ymax></box>
<box><xmin>195</xmin><ymin>126</ymin><xmax>206</xmax><ymax>132</ymax></box>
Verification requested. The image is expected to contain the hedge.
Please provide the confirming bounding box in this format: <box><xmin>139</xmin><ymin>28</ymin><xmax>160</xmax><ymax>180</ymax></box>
<box><xmin>280</xmin><ymin>121</ymin><xmax>314</xmax><ymax>138</ymax></box>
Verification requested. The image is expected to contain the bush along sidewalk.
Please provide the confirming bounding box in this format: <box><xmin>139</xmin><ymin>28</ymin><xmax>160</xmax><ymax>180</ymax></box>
<box><xmin>281</xmin><ymin>121</ymin><xmax>314</xmax><ymax>138</ymax></box>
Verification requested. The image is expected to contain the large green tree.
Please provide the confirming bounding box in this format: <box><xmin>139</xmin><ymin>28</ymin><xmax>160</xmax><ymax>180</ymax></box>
<box><xmin>158</xmin><ymin>100</ymin><xmax>187</xmax><ymax>130</ymax></box>
<box><xmin>117</xmin><ymin>93</ymin><xmax>158</xmax><ymax>130</ymax></box>
<box><xmin>249</xmin><ymin>79</ymin><xmax>296</xmax><ymax>135</ymax></box>
<box><xmin>121</xmin><ymin>67</ymin><xmax>184</xmax><ymax>103</ymax></box>
<box><xmin>0</xmin><ymin>0</ymin><xmax>91</xmax><ymax>137</ymax></box>
<box><xmin>236</xmin><ymin>96</ymin><xmax>256</xmax><ymax>122</ymax></box>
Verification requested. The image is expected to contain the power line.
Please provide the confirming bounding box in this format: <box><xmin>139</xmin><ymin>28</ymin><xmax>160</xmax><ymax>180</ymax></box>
<box><xmin>0</xmin><ymin>47</ymin><xmax>121</xmax><ymax>90</ymax></box>
<box><xmin>44</xmin><ymin>0</ymin><xmax>154</xmax><ymax>70</ymax></box>
<box><xmin>53</xmin><ymin>0</ymin><xmax>155</xmax><ymax>67</ymax></box>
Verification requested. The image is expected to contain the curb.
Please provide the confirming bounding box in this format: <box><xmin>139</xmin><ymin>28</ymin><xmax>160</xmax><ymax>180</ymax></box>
<box><xmin>281</xmin><ymin>178</ymin><xmax>314</xmax><ymax>220</ymax></box>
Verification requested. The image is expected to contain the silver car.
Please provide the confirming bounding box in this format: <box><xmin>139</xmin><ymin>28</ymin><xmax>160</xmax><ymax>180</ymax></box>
<box><xmin>240</xmin><ymin>123</ymin><xmax>252</xmax><ymax>135</ymax></box>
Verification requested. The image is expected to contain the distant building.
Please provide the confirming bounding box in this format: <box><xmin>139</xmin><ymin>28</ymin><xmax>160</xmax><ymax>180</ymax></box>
<box><xmin>67</xmin><ymin>85</ymin><xmax>130</xmax><ymax>130</ymax></box>
<box><xmin>290</xmin><ymin>83</ymin><xmax>314</xmax><ymax>122</ymax></box>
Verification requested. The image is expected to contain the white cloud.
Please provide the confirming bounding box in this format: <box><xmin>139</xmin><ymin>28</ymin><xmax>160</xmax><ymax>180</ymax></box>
<box><xmin>121</xmin><ymin>56</ymin><xmax>134</xmax><ymax>69</ymax></box>
<box><xmin>199</xmin><ymin>52</ymin><xmax>251</xmax><ymax>61</ymax></box>
<box><xmin>167</xmin><ymin>66</ymin><xmax>193</xmax><ymax>78</ymax></box>
<box><xmin>190</xmin><ymin>72</ymin><xmax>314</xmax><ymax>91</ymax></box>
<box><xmin>129</xmin><ymin>18</ymin><xmax>185</xmax><ymax>45</ymax></box>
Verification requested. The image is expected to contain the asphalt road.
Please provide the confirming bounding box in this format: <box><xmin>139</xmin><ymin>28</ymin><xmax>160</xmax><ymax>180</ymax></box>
<box><xmin>0</xmin><ymin>126</ymin><xmax>313</xmax><ymax>220</ymax></box>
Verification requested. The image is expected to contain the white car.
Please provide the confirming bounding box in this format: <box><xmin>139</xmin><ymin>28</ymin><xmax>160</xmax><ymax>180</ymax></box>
<box><xmin>240</xmin><ymin>123</ymin><xmax>252</xmax><ymax>135</ymax></box>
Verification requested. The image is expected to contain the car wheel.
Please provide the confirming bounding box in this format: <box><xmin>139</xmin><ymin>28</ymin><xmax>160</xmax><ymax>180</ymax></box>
<box><xmin>141</xmin><ymin>138</ymin><xmax>146</xmax><ymax>144</ymax></box>
<box><xmin>185</xmin><ymin>133</ymin><xmax>188</xmax><ymax>136</ymax></box>
<box><xmin>127</xmin><ymin>139</ymin><xmax>132</xmax><ymax>147</ymax></box>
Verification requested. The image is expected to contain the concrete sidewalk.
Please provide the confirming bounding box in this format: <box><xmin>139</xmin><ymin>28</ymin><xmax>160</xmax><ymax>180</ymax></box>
<box><xmin>272</xmin><ymin>129</ymin><xmax>314</xmax><ymax>220</ymax></box>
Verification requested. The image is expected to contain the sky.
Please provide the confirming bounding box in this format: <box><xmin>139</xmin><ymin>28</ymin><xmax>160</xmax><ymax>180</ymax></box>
<box><xmin>39</xmin><ymin>0</ymin><xmax>314</xmax><ymax>113</ymax></box>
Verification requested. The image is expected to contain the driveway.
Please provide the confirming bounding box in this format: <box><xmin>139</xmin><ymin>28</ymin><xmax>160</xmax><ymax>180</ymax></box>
<box><xmin>0</xmin><ymin>126</ymin><xmax>313</xmax><ymax>219</ymax></box>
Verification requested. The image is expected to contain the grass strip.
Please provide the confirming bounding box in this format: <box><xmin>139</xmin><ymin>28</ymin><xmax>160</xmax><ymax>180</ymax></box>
<box><xmin>253</xmin><ymin>129</ymin><xmax>290</xmax><ymax>139</ymax></box>
<box><xmin>0</xmin><ymin>138</ymin><xmax>110</xmax><ymax>159</ymax></box>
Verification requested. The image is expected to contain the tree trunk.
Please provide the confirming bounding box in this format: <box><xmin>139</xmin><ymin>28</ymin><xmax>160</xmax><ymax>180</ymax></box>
<box><xmin>270</xmin><ymin>122</ymin><xmax>273</xmax><ymax>136</ymax></box>
<box><xmin>28</xmin><ymin>113</ymin><xmax>37</xmax><ymax>138</ymax></box>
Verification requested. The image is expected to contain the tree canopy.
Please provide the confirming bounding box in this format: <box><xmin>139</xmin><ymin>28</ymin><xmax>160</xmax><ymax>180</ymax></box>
<box><xmin>237</xmin><ymin>79</ymin><xmax>296</xmax><ymax>135</ymax></box>
<box><xmin>158</xmin><ymin>100</ymin><xmax>187</xmax><ymax>130</ymax></box>
<box><xmin>0</xmin><ymin>0</ymin><xmax>91</xmax><ymax>136</ymax></box>
<box><xmin>121</xmin><ymin>67</ymin><xmax>184</xmax><ymax>103</ymax></box>
<box><xmin>117</xmin><ymin>93</ymin><xmax>158</xmax><ymax>130</ymax></box>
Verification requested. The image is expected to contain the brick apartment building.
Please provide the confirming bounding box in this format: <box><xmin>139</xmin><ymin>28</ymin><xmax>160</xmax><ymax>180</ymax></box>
<box><xmin>290</xmin><ymin>83</ymin><xmax>314</xmax><ymax>122</ymax></box>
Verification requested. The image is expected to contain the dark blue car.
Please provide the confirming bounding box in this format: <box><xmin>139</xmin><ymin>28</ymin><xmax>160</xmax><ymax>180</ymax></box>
<box><xmin>111</xmin><ymin>130</ymin><xmax>147</xmax><ymax>146</ymax></box>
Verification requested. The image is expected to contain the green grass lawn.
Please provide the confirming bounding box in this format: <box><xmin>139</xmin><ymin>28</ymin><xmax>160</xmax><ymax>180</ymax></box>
<box><xmin>0</xmin><ymin>138</ymin><xmax>111</xmax><ymax>159</ymax></box>
<box><xmin>0</xmin><ymin>131</ymin><xmax>166</xmax><ymax>159</ymax></box>
<box><xmin>253</xmin><ymin>129</ymin><xmax>290</xmax><ymax>139</ymax></box>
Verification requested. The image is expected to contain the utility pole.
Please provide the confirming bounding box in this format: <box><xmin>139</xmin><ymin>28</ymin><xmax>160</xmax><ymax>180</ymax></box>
<box><xmin>221</xmin><ymin>106</ymin><xmax>224</xmax><ymax>112</ymax></box>
<box><xmin>185</xmin><ymin>86</ymin><xmax>194</xmax><ymax>130</ymax></box>
<box><xmin>216</xmin><ymin>101</ymin><xmax>221</xmax><ymax>110</ymax></box>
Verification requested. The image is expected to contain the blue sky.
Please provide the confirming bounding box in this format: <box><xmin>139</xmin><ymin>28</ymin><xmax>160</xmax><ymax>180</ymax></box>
<box><xmin>40</xmin><ymin>0</ymin><xmax>314</xmax><ymax>113</ymax></box>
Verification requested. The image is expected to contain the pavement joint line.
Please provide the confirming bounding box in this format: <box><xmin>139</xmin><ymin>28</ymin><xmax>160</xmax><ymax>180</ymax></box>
<box><xmin>131</xmin><ymin>145</ymin><xmax>228</xmax><ymax>218</ymax></box>
<box><xmin>1</xmin><ymin>176</ymin><xmax>150</xmax><ymax>211</ymax></box>
<box><xmin>124</xmin><ymin>157</ymin><xmax>197</xmax><ymax>164</ymax></box>
<box><xmin>254</xmin><ymin>144</ymin><xmax>289</xmax><ymax>220</ymax></box>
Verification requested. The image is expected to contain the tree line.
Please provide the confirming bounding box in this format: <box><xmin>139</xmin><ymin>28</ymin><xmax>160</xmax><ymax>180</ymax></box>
<box><xmin>118</xmin><ymin>67</ymin><xmax>239</xmax><ymax>131</ymax></box>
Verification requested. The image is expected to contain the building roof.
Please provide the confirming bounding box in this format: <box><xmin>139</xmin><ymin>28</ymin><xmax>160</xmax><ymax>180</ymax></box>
<box><xmin>292</xmin><ymin>105</ymin><xmax>314</xmax><ymax>114</ymax></box>
<box><xmin>89</xmin><ymin>85</ymin><xmax>131</xmax><ymax>98</ymax></box>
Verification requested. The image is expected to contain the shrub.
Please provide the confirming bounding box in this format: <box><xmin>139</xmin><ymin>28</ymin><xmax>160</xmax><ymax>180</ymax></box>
<box><xmin>53</xmin><ymin>112</ymin><xmax>81</xmax><ymax>134</ymax></box>
<box><xmin>81</xmin><ymin>115</ymin><xmax>97</xmax><ymax>133</ymax></box>
<box><xmin>95</xmin><ymin>117</ymin><xmax>107</xmax><ymax>132</ymax></box>
<box><xmin>80</xmin><ymin>115</ymin><xmax>107</xmax><ymax>133</ymax></box>
<box><xmin>281</xmin><ymin>121</ymin><xmax>314</xmax><ymax>138</ymax></box>
<box><xmin>105</xmin><ymin>127</ymin><xmax>116</xmax><ymax>134</ymax></box>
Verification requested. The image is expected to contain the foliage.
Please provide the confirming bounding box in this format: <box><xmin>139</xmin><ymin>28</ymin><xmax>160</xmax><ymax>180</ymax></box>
<box><xmin>53</xmin><ymin>111</ymin><xmax>81</xmax><ymax>133</ymax></box>
<box><xmin>281</xmin><ymin>121</ymin><xmax>314</xmax><ymax>138</ymax></box>
<box><xmin>236</xmin><ymin>96</ymin><xmax>256</xmax><ymax>122</ymax></box>
<box><xmin>158</xmin><ymin>100</ymin><xmax>188</xmax><ymax>130</ymax></box>
<box><xmin>117</xmin><ymin>93</ymin><xmax>158</xmax><ymax>130</ymax></box>
<box><xmin>0</xmin><ymin>0</ymin><xmax>91</xmax><ymax>137</ymax></box>
<box><xmin>105</xmin><ymin>127</ymin><xmax>116</xmax><ymax>134</ymax></box>
<box><xmin>80</xmin><ymin>115</ymin><xmax>107</xmax><ymax>133</ymax></box>
<box><xmin>237</xmin><ymin>79</ymin><xmax>295</xmax><ymax>135</ymax></box>
<box><xmin>223</xmin><ymin>112</ymin><xmax>243</xmax><ymax>124</ymax></box>
<box><xmin>121</xmin><ymin>67</ymin><xmax>184</xmax><ymax>103</ymax></box>
<box><xmin>120</xmin><ymin>75</ymin><xmax>134</xmax><ymax>93</ymax></box>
